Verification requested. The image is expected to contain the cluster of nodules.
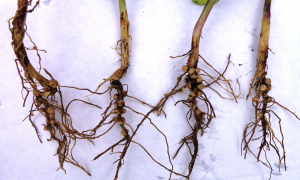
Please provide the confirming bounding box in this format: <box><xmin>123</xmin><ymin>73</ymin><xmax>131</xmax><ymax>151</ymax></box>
<box><xmin>252</xmin><ymin>78</ymin><xmax>272</xmax><ymax>103</ymax></box>
<box><xmin>181</xmin><ymin>65</ymin><xmax>205</xmax><ymax>111</ymax></box>
<box><xmin>112</xmin><ymin>91</ymin><xmax>128</xmax><ymax>136</ymax></box>
<box><xmin>32</xmin><ymin>79</ymin><xmax>59</xmax><ymax>131</ymax></box>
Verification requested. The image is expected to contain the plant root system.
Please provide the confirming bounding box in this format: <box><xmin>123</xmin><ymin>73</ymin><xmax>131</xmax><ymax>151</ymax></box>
<box><xmin>86</xmin><ymin>1</ymin><xmax>185</xmax><ymax>179</ymax></box>
<box><xmin>10</xmin><ymin>0</ymin><xmax>93</xmax><ymax>175</ymax></box>
<box><xmin>142</xmin><ymin>0</ymin><xmax>240</xmax><ymax>179</ymax></box>
<box><xmin>242</xmin><ymin>0</ymin><xmax>300</xmax><ymax>179</ymax></box>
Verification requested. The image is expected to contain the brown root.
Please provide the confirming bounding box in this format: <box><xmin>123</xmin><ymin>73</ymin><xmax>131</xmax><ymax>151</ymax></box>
<box><xmin>86</xmin><ymin>1</ymin><xmax>180</xmax><ymax>179</ymax></box>
<box><xmin>140</xmin><ymin>50</ymin><xmax>239</xmax><ymax>179</ymax></box>
<box><xmin>242</xmin><ymin>74</ymin><xmax>300</xmax><ymax>176</ymax></box>
<box><xmin>10</xmin><ymin>0</ymin><xmax>92</xmax><ymax>175</ymax></box>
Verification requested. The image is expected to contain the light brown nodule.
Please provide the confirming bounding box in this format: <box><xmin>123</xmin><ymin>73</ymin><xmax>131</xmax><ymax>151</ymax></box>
<box><xmin>265</xmin><ymin>78</ymin><xmax>271</xmax><ymax>85</ymax></box>
<box><xmin>49</xmin><ymin>80</ymin><xmax>58</xmax><ymax>88</ymax></box>
<box><xmin>47</xmin><ymin>106</ymin><xmax>55</xmax><ymax>114</ymax></box>
<box><xmin>188</xmin><ymin>68</ymin><xmax>195</xmax><ymax>75</ymax></box>
<box><xmin>260</xmin><ymin>85</ymin><xmax>267</xmax><ymax>91</ymax></box>
<box><xmin>182</xmin><ymin>65</ymin><xmax>188</xmax><ymax>73</ymax></box>
<box><xmin>113</xmin><ymin>116</ymin><xmax>118</xmax><ymax>122</ymax></box>
<box><xmin>121</xmin><ymin>130</ymin><xmax>127</xmax><ymax>136</ymax></box>
<box><xmin>196</xmin><ymin>77</ymin><xmax>203</xmax><ymax>83</ymax></box>
<box><xmin>252</xmin><ymin>97</ymin><xmax>260</xmax><ymax>102</ymax></box>
<box><xmin>33</xmin><ymin>90</ymin><xmax>40</xmax><ymax>97</ymax></box>
<box><xmin>50</xmin><ymin>120</ymin><xmax>56</xmax><ymax>125</ymax></box>
<box><xmin>197</xmin><ymin>84</ymin><xmax>204</xmax><ymax>90</ymax></box>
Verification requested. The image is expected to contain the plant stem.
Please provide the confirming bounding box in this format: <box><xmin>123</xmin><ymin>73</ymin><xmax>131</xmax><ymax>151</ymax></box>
<box><xmin>187</xmin><ymin>0</ymin><xmax>216</xmax><ymax>68</ymax></box>
<box><xmin>12</xmin><ymin>0</ymin><xmax>50</xmax><ymax>87</ymax></box>
<box><xmin>94</xmin><ymin>0</ymin><xmax>131</xmax><ymax>92</ymax></box>
<box><xmin>119</xmin><ymin>0</ymin><xmax>129</xmax><ymax>69</ymax></box>
<box><xmin>116</xmin><ymin>0</ymin><xmax>130</xmax><ymax>79</ymax></box>
<box><xmin>246</xmin><ymin>0</ymin><xmax>272</xmax><ymax>100</ymax></box>
<box><xmin>256</xmin><ymin>0</ymin><xmax>271</xmax><ymax>80</ymax></box>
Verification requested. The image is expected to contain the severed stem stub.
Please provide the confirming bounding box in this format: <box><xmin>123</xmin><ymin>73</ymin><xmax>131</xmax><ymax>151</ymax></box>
<box><xmin>10</xmin><ymin>0</ymin><xmax>91</xmax><ymax>176</ymax></box>
<box><xmin>243</xmin><ymin>0</ymin><xmax>300</xmax><ymax>179</ymax></box>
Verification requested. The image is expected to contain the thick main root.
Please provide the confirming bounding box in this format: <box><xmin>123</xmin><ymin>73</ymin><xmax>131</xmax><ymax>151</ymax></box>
<box><xmin>242</xmin><ymin>1</ymin><xmax>300</xmax><ymax>179</ymax></box>
<box><xmin>141</xmin><ymin>1</ymin><xmax>240</xmax><ymax>178</ymax></box>
<box><xmin>243</xmin><ymin>73</ymin><xmax>300</xmax><ymax>178</ymax></box>
<box><xmin>10</xmin><ymin>0</ymin><xmax>92</xmax><ymax>175</ymax></box>
<box><xmin>86</xmin><ymin>1</ymin><xmax>183</xmax><ymax>179</ymax></box>
<box><xmin>145</xmin><ymin>51</ymin><xmax>240</xmax><ymax>179</ymax></box>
